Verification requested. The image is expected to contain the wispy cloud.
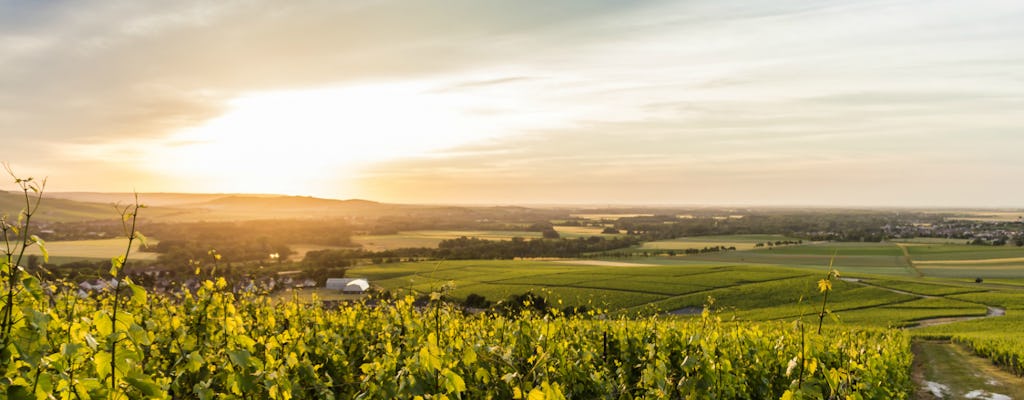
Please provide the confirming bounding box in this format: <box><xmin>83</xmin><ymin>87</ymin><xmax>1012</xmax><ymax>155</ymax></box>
<box><xmin>2</xmin><ymin>0</ymin><xmax>1023</xmax><ymax>205</ymax></box>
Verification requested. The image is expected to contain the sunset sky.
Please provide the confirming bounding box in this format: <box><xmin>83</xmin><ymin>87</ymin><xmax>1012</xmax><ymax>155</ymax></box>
<box><xmin>2</xmin><ymin>0</ymin><xmax>1023</xmax><ymax>207</ymax></box>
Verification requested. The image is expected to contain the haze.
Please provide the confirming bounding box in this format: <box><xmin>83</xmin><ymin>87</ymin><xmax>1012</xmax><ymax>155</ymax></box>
<box><xmin>2</xmin><ymin>1</ymin><xmax>1023</xmax><ymax>207</ymax></box>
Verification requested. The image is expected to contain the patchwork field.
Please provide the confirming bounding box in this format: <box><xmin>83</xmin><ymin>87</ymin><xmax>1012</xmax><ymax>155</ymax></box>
<box><xmin>644</xmin><ymin>237</ymin><xmax>1024</xmax><ymax>280</ymax></box>
<box><xmin>342</xmin><ymin>259</ymin><xmax>1024</xmax><ymax>328</ymax></box>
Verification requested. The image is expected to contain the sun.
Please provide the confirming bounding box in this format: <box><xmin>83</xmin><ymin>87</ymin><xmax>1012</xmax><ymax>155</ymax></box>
<box><xmin>146</xmin><ymin>83</ymin><xmax>503</xmax><ymax>196</ymax></box>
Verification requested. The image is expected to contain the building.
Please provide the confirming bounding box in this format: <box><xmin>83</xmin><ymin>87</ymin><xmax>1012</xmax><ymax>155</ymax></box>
<box><xmin>325</xmin><ymin>278</ymin><xmax>370</xmax><ymax>293</ymax></box>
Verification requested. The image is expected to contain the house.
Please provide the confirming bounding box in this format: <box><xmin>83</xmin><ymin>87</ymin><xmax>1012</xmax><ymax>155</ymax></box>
<box><xmin>79</xmin><ymin>279</ymin><xmax>117</xmax><ymax>292</ymax></box>
<box><xmin>325</xmin><ymin>278</ymin><xmax>369</xmax><ymax>293</ymax></box>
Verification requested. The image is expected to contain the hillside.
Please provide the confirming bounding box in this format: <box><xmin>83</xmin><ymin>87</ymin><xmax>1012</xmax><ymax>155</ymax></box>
<box><xmin>0</xmin><ymin>190</ymin><xmax>121</xmax><ymax>222</ymax></box>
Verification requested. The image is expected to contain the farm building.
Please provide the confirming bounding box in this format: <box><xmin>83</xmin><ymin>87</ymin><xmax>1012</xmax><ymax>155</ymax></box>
<box><xmin>325</xmin><ymin>278</ymin><xmax>370</xmax><ymax>293</ymax></box>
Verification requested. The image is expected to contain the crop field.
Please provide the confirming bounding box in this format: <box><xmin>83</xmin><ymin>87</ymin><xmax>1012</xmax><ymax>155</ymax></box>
<box><xmin>641</xmin><ymin>239</ymin><xmax>1024</xmax><ymax>281</ymax></box>
<box><xmin>763</xmin><ymin>242</ymin><xmax>904</xmax><ymax>256</ymax></box>
<box><xmin>552</xmin><ymin>225</ymin><xmax>622</xmax><ymax>238</ymax></box>
<box><xmin>679</xmin><ymin>250</ymin><xmax>911</xmax><ymax>275</ymax></box>
<box><xmin>863</xmin><ymin>279</ymin><xmax>987</xmax><ymax>296</ymax></box>
<box><xmin>891</xmin><ymin>237</ymin><xmax>970</xmax><ymax>245</ymax></box>
<box><xmin>23</xmin><ymin>238</ymin><xmax>159</xmax><ymax>262</ymax></box>
<box><xmin>568</xmin><ymin>213</ymin><xmax>652</xmax><ymax>220</ymax></box>
<box><xmin>352</xmin><ymin>230</ymin><xmax>542</xmax><ymax>251</ymax></box>
<box><xmin>915</xmin><ymin>264</ymin><xmax>1024</xmax><ymax>279</ymax></box>
<box><xmin>344</xmin><ymin>259</ymin><xmax>1024</xmax><ymax>328</ymax></box>
<box><xmin>639</xmin><ymin>234</ymin><xmax>798</xmax><ymax>251</ymax></box>
<box><xmin>904</xmin><ymin>244</ymin><xmax>1024</xmax><ymax>261</ymax></box>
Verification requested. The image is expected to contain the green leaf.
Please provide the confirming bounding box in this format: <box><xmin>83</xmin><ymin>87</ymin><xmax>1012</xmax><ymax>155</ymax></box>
<box><xmin>227</xmin><ymin>349</ymin><xmax>251</xmax><ymax>369</ymax></box>
<box><xmin>94</xmin><ymin>351</ymin><xmax>112</xmax><ymax>379</ymax></box>
<box><xmin>6</xmin><ymin>385</ymin><xmax>32</xmax><ymax>400</ymax></box>
<box><xmin>94</xmin><ymin>312</ymin><xmax>113</xmax><ymax>337</ymax></box>
<box><xmin>135</xmin><ymin>231</ymin><xmax>149</xmax><ymax>248</ymax></box>
<box><xmin>129</xmin><ymin>283</ymin><xmax>147</xmax><ymax>305</ymax></box>
<box><xmin>442</xmin><ymin>369</ymin><xmax>466</xmax><ymax>393</ymax></box>
<box><xmin>20</xmin><ymin>275</ymin><xmax>43</xmax><ymax>302</ymax></box>
<box><xmin>128</xmin><ymin>323</ymin><xmax>151</xmax><ymax>346</ymax></box>
<box><xmin>124</xmin><ymin>373</ymin><xmax>163</xmax><ymax>397</ymax></box>
<box><xmin>29</xmin><ymin>235</ymin><xmax>47</xmax><ymax>263</ymax></box>
<box><xmin>186</xmin><ymin>352</ymin><xmax>204</xmax><ymax>373</ymax></box>
<box><xmin>110</xmin><ymin>256</ymin><xmax>124</xmax><ymax>277</ymax></box>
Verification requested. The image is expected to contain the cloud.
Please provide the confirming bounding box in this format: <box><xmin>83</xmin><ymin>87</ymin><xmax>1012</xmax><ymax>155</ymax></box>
<box><xmin>2</xmin><ymin>0</ymin><xmax>1023</xmax><ymax>206</ymax></box>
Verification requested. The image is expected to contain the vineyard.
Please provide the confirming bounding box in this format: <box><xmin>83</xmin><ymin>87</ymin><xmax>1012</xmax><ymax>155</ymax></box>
<box><xmin>0</xmin><ymin>172</ymin><xmax>997</xmax><ymax>399</ymax></box>
<box><xmin>0</xmin><ymin>281</ymin><xmax>913</xmax><ymax>399</ymax></box>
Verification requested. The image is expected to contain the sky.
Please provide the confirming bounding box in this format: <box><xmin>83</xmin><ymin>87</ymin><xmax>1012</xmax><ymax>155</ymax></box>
<box><xmin>1</xmin><ymin>0</ymin><xmax>1023</xmax><ymax>207</ymax></box>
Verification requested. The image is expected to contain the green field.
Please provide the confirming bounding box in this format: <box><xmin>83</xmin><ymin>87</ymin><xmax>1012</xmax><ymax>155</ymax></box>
<box><xmin>904</xmin><ymin>244</ymin><xmax>1024</xmax><ymax>261</ymax></box>
<box><xmin>639</xmin><ymin>234</ymin><xmax>798</xmax><ymax>251</ymax></box>
<box><xmin>637</xmin><ymin>238</ymin><xmax>1024</xmax><ymax>280</ymax></box>
<box><xmin>345</xmin><ymin>258</ymin><xmax>1024</xmax><ymax>328</ymax></box>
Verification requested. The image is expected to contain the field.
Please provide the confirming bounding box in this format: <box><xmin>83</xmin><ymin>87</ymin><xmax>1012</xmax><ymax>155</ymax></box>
<box><xmin>569</xmin><ymin>213</ymin><xmax>652</xmax><ymax>220</ymax></box>
<box><xmin>352</xmin><ymin>230</ymin><xmax>542</xmax><ymax>251</ymax></box>
<box><xmin>639</xmin><ymin>234</ymin><xmax>798</xmax><ymax>251</ymax></box>
<box><xmin>0</xmin><ymin>279</ymin><xmax>915</xmax><ymax>399</ymax></box>
<box><xmin>23</xmin><ymin>238</ymin><xmax>159</xmax><ymax>262</ymax></box>
<box><xmin>634</xmin><ymin>237</ymin><xmax>1024</xmax><ymax>280</ymax></box>
<box><xmin>553</xmin><ymin>225</ymin><xmax>624</xmax><ymax>238</ymax></box>
<box><xmin>345</xmin><ymin>258</ymin><xmax>1024</xmax><ymax>328</ymax></box>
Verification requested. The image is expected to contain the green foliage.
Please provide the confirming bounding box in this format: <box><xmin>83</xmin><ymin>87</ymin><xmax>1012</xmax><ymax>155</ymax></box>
<box><xmin>0</xmin><ymin>287</ymin><xmax>915</xmax><ymax>399</ymax></box>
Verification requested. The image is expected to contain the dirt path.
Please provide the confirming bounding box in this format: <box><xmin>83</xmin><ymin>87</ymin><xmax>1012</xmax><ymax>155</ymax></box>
<box><xmin>896</xmin><ymin>243</ymin><xmax>925</xmax><ymax>277</ymax></box>
<box><xmin>913</xmin><ymin>340</ymin><xmax>1024</xmax><ymax>400</ymax></box>
<box><xmin>838</xmin><ymin>277</ymin><xmax>1004</xmax><ymax>328</ymax></box>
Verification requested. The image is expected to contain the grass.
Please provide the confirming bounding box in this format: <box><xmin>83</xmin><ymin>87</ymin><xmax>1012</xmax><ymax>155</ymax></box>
<box><xmin>910</xmin><ymin>340</ymin><xmax>1024</xmax><ymax>400</ymax></box>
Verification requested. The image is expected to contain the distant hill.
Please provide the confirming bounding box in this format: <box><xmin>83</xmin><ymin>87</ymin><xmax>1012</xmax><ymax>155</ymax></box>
<box><xmin>40</xmin><ymin>192</ymin><xmax>403</xmax><ymax>222</ymax></box>
<box><xmin>46</xmin><ymin>192</ymin><xmax>280</xmax><ymax>207</ymax></box>
<box><xmin>184</xmin><ymin>195</ymin><xmax>400</xmax><ymax>219</ymax></box>
<box><xmin>7</xmin><ymin>191</ymin><xmax>563</xmax><ymax>223</ymax></box>
<box><xmin>0</xmin><ymin>190</ymin><xmax>122</xmax><ymax>222</ymax></box>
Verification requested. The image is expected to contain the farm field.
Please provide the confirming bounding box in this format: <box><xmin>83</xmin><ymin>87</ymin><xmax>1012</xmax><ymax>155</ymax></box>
<box><xmin>23</xmin><ymin>238</ymin><xmax>159</xmax><ymax>262</ymax></box>
<box><xmin>639</xmin><ymin>234</ymin><xmax>799</xmax><ymax>251</ymax></box>
<box><xmin>643</xmin><ymin>236</ymin><xmax>1024</xmax><ymax>280</ymax></box>
<box><xmin>346</xmin><ymin>259</ymin><xmax>1024</xmax><ymax>328</ymax></box>
<box><xmin>904</xmin><ymin>244</ymin><xmax>1024</xmax><ymax>261</ymax></box>
<box><xmin>552</xmin><ymin>225</ymin><xmax>623</xmax><ymax>238</ymax></box>
<box><xmin>352</xmin><ymin>230</ymin><xmax>541</xmax><ymax>251</ymax></box>
<box><xmin>569</xmin><ymin>213</ymin><xmax>652</xmax><ymax>220</ymax></box>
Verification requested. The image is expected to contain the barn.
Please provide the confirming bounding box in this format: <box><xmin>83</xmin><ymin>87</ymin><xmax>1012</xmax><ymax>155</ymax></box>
<box><xmin>325</xmin><ymin>278</ymin><xmax>370</xmax><ymax>293</ymax></box>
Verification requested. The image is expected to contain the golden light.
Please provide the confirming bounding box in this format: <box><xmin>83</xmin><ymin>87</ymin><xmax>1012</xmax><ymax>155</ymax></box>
<box><xmin>145</xmin><ymin>83</ymin><xmax>509</xmax><ymax>196</ymax></box>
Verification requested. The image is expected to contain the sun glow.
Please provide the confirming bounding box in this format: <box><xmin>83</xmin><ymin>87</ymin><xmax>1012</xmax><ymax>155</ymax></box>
<box><xmin>146</xmin><ymin>83</ymin><xmax>513</xmax><ymax>196</ymax></box>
